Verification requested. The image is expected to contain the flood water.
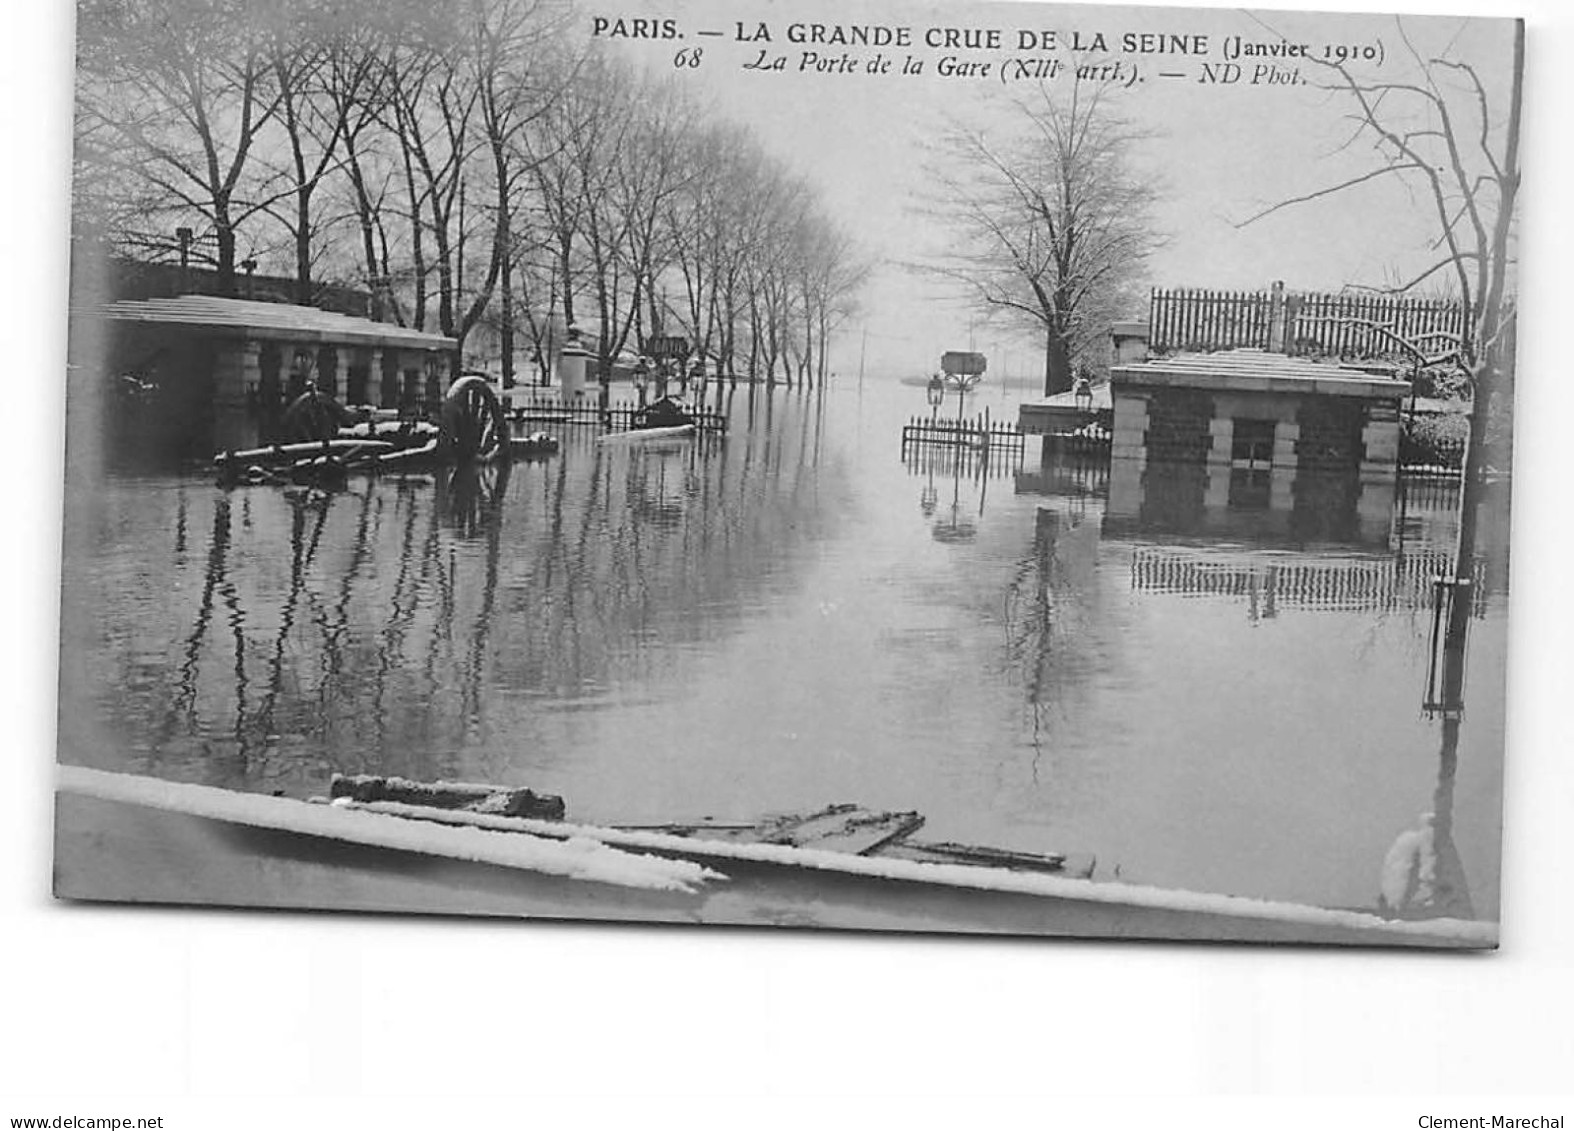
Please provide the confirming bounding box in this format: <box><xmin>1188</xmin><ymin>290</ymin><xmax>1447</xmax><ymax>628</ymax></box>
<box><xmin>59</xmin><ymin>378</ymin><xmax>1509</xmax><ymax>918</ymax></box>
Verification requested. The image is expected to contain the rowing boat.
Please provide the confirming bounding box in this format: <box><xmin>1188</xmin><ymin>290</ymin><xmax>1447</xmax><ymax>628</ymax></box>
<box><xmin>53</xmin><ymin>766</ymin><xmax>1496</xmax><ymax>948</ymax></box>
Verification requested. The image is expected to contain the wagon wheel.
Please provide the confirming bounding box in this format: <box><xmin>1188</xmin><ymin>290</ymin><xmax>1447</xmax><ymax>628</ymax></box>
<box><xmin>282</xmin><ymin>389</ymin><xmax>349</xmax><ymax>442</ymax></box>
<box><xmin>438</xmin><ymin>375</ymin><xmax>509</xmax><ymax>464</ymax></box>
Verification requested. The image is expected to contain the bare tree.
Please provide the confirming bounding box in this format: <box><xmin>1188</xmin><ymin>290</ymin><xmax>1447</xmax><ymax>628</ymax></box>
<box><xmin>923</xmin><ymin>78</ymin><xmax>1160</xmax><ymax>396</ymax></box>
<box><xmin>76</xmin><ymin>0</ymin><xmax>290</xmax><ymax>291</ymax></box>
<box><xmin>262</xmin><ymin>15</ymin><xmax>349</xmax><ymax>305</ymax></box>
<box><xmin>1242</xmin><ymin>18</ymin><xmax>1521</xmax><ymax>663</ymax></box>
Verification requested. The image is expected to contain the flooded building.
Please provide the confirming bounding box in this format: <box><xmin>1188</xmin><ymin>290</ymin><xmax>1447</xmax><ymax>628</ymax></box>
<box><xmin>1110</xmin><ymin>349</ymin><xmax>1408</xmax><ymax>478</ymax></box>
<box><xmin>1107</xmin><ymin>349</ymin><xmax>1410</xmax><ymax>546</ymax></box>
<box><xmin>71</xmin><ymin>295</ymin><xmax>457</xmax><ymax>462</ymax></box>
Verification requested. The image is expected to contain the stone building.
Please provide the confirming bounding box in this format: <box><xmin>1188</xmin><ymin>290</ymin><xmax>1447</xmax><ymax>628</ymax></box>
<box><xmin>72</xmin><ymin>294</ymin><xmax>457</xmax><ymax>462</ymax></box>
<box><xmin>1107</xmin><ymin>349</ymin><xmax>1409</xmax><ymax>546</ymax></box>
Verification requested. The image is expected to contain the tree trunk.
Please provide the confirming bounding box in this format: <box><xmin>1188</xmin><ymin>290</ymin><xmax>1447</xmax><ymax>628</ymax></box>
<box><xmin>1043</xmin><ymin>324</ymin><xmax>1072</xmax><ymax>396</ymax></box>
<box><xmin>500</xmin><ymin>238</ymin><xmax>515</xmax><ymax>387</ymax></box>
<box><xmin>294</xmin><ymin>185</ymin><xmax>313</xmax><ymax>306</ymax></box>
<box><xmin>213</xmin><ymin>209</ymin><xmax>237</xmax><ymax>297</ymax></box>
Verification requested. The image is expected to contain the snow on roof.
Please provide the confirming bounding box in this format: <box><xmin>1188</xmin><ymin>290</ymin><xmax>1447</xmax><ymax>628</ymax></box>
<box><xmin>87</xmin><ymin>295</ymin><xmax>456</xmax><ymax>351</ymax></box>
<box><xmin>1114</xmin><ymin>349</ymin><xmax>1409</xmax><ymax>400</ymax></box>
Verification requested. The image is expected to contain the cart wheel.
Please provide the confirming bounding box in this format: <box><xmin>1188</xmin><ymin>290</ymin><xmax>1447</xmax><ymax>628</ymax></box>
<box><xmin>282</xmin><ymin>390</ymin><xmax>348</xmax><ymax>442</ymax></box>
<box><xmin>438</xmin><ymin>375</ymin><xmax>508</xmax><ymax>464</ymax></box>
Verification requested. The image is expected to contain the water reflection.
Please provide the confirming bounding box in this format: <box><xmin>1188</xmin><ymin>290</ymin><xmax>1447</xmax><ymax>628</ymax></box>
<box><xmin>1106</xmin><ymin>459</ymin><xmax>1397</xmax><ymax>549</ymax></box>
<box><xmin>1003</xmin><ymin>436</ymin><xmax>1506</xmax><ymax>921</ymax></box>
<box><xmin>67</xmin><ymin>389</ymin><xmax>842</xmax><ymax>793</ymax></box>
<box><xmin>61</xmin><ymin>382</ymin><xmax>1507</xmax><ymax>918</ymax></box>
<box><xmin>1378</xmin><ymin>720</ymin><xmax>1475</xmax><ymax>921</ymax></box>
<box><xmin>903</xmin><ymin>441</ymin><xmax>1018</xmax><ymax>544</ymax></box>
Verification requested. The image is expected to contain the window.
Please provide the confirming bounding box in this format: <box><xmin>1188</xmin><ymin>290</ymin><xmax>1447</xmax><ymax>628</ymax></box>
<box><xmin>1231</xmin><ymin>418</ymin><xmax>1277</xmax><ymax>467</ymax></box>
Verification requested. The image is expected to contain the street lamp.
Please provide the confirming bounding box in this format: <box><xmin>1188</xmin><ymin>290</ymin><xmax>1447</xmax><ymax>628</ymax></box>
<box><xmin>943</xmin><ymin>371</ymin><xmax>982</xmax><ymax>418</ymax></box>
<box><xmin>1074</xmin><ymin>373</ymin><xmax>1093</xmax><ymax>414</ymax></box>
<box><xmin>926</xmin><ymin>373</ymin><xmax>944</xmax><ymax>416</ymax></box>
<box><xmin>633</xmin><ymin>356</ymin><xmax>652</xmax><ymax>407</ymax></box>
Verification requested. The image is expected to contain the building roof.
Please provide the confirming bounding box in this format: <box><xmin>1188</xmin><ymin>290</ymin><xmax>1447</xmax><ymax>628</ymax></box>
<box><xmin>86</xmin><ymin>295</ymin><xmax>455</xmax><ymax>351</ymax></box>
<box><xmin>1113</xmin><ymin>349</ymin><xmax>1408</xmax><ymax>401</ymax></box>
<box><xmin>1023</xmin><ymin>382</ymin><xmax>1114</xmax><ymax>412</ymax></box>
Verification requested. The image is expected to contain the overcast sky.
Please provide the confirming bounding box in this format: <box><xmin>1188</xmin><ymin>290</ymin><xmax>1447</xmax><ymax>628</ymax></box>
<box><xmin>593</xmin><ymin>0</ymin><xmax>1521</xmax><ymax>379</ymax></box>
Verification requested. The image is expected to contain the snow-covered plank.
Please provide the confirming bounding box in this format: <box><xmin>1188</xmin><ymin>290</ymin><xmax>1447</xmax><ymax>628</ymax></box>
<box><xmin>58</xmin><ymin>766</ymin><xmax>717</xmax><ymax>893</ymax></box>
<box><xmin>760</xmin><ymin>805</ymin><xmax>926</xmax><ymax>856</ymax></box>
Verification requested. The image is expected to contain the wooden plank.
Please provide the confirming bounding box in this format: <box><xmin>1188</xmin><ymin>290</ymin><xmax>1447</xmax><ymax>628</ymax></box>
<box><xmin>760</xmin><ymin>804</ymin><xmax>926</xmax><ymax>856</ymax></box>
<box><xmin>327</xmin><ymin>773</ymin><xmax>565</xmax><ymax>820</ymax></box>
<box><xmin>882</xmin><ymin>841</ymin><xmax>1097</xmax><ymax>879</ymax></box>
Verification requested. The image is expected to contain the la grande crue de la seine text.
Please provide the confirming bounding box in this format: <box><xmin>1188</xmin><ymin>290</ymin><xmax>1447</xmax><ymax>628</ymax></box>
<box><xmin>589</xmin><ymin>16</ymin><xmax>1385</xmax><ymax>67</ymax></box>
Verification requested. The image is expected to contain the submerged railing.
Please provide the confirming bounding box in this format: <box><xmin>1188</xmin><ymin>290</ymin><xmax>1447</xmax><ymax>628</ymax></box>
<box><xmin>901</xmin><ymin>409</ymin><xmax>1025</xmax><ymax>457</ymax></box>
<box><xmin>507</xmin><ymin>392</ymin><xmax>728</xmax><ymax>434</ymax></box>
<box><xmin>1129</xmin><ymin>546</ymin><xmax>1490</xmax><ymax>616</ymax></box>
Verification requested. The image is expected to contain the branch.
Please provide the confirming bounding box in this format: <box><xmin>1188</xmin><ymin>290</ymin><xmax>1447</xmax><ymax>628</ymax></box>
<box><xmin>1234</xmin><ymin>162</ymin><xmax>1425</xmax><ymax>228</ymax></box>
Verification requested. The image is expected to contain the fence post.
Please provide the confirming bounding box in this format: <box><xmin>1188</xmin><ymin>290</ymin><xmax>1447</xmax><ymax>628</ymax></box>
<box><xmin>1268</xmin><ymin>280</ymin><xmax>1287</xmax><ymax>353</ymax></box>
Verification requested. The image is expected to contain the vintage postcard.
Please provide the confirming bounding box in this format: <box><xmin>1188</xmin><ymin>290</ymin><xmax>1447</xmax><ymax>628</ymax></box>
<box><xmin>54</xmin><ymin>0</ymin><xmax>1519</xmax><ymax>947</ymax></box>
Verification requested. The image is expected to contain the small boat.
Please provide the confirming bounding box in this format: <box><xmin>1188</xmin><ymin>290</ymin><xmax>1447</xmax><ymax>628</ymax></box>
<box><xmin>599</xmin><ymin>423</ymin><xmax>695</xmax><ymax>443</ymax></box>
<box><xmin>600</xmin><ymin>396</ymin><xmax>701</xmax><ymax>443</ymax></box>
<box><xmin>54</xmin><ymin>766</ymin><xmax>1497</xmax><ymax>948</ymax></box>
<box><xmin>509</xmin><ymin>431</ymin><xmax>561</xmax><ymax>457</ymax></box>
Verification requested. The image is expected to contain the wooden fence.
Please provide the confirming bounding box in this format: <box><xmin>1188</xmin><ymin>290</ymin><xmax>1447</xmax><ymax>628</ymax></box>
<box><xmin>1148</xmin><ymin>286</ymin><xmax>1466</xmax><ymax>362</ymax></box>
<box><xmin>1149</xmin><ymin>288</ymin><xmax>1274</xmax><ymax>352</ymax></box>
<box><xmin>1289</xmin><ymin>292</ymin><xmax>1464</xmax><ymax>361</ymax></box>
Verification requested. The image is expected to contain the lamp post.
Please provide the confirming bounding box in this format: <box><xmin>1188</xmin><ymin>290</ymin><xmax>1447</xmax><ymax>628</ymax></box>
<box><xmin>633</xmin><ymin>356</ymin><xmax>652</xmax><ymax>408</ymax></box>
<box><xmin>926</xmin><ymin>373</ymin><xmax>944</xmax><ymax>417</ymax></box>
<box><xmin>937</xmin><ymin>351</ymin><xmax>987</xmax><ymax>420</ymax></box>
<box><xmin>1074</xmin><ymin>374</ymin><xmax>1093</xmax><ymax>415</ymax></box>
<box><xmin>949</xmin><ymin>372</ymin><xmax>981</xmax><ymax>418</ymax></box>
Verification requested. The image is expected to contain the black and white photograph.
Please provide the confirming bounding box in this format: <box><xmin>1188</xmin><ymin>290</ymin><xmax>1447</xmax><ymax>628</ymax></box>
<box><xmin>50</xmin><ymin>0</ymin><xmax>1523</xmax><ymax>952</ymax></box>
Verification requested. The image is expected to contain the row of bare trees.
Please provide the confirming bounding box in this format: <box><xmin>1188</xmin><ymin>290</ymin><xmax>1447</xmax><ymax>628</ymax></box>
<box><xmin>73</xmin><ymin>0</ymin><xmax>867</xmax><ymax>387</ymax></box>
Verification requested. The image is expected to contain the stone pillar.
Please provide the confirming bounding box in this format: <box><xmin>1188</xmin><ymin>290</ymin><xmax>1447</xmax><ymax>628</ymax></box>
<box><xmin>423</xmin><ymin>356</ymin><xmax>444</xmax><ymax>415</ymax></box>
<box><xmin>1271</xmin><ymin>420</ymin><xmax>1301</xmax><ymax>471</ymax></box>
<box><xmin>1359</xmin><ymin>402</ymin><xmax>1402</xmax><ymax>481</ymax></box>
<box><xmin>365</xmin><ymin>348</ymin><xmax>384</xmax><ymax>407</ymax></box>
<box><xmin>401</xmin><ymin>354</ymin><xmax>422</xmax><ymax>413</ymax></box>
<box><xmin>1203</xmin><ymin>463</ymin><xmax>1232</xmax><ymax>512</ymax></box>
<box><xmin>1206</xmin><ymin>416</ymin><xmax>1234</xmax><ymax>468</ymax></box>
<box><xmin>1267</xmin><ymin>280</ymin><xmax>1287</xmax><ymax>353</ymax></box>
<box><xmin>1357</xmin><ymin>479</ymin><xmax>1398</xmax><ymax>549</ymax></box>
<box><xmin>1110</xmin><ymin>321</ymin><xmax>1150</xmax><ymax>366</ymax></box>
<box><xmin>212</xmin><ymin>339</ymin><xmax>262</xmax><ymax>454</ymax></box>
<box><xmin>558</xmin><ymin>341</ymin><xmax>591</xmax><ymax>399</ymax></box>
<box><xmin>1106</xmin><ymin>456</ymin><xmax>1145</xmax><ymax>520</ymax></box>
<box><xmin>1109</xmin><ymin>388</ymin><xmax>1149</xmax><ymax>469</ymax></box>
<box><xmin>1269</xmin><ymin>466</ymin><xmax>1296</xmax><ymax>513</ymax></box>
